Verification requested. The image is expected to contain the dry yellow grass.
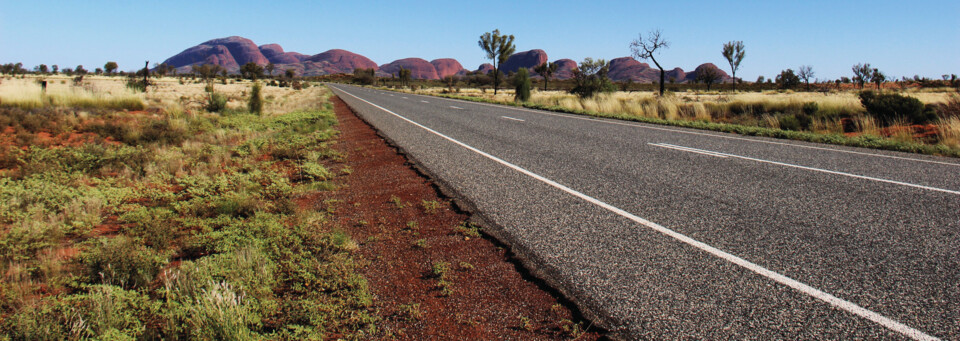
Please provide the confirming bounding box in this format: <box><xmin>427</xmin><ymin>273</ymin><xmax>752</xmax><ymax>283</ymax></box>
<box><xmin>0</xmin><ymin>75</ymin><xmax>325</xmax><ymax>115</ymax></box>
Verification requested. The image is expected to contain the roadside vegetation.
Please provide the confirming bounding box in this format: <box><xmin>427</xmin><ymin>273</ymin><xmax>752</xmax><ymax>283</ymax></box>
<box><xmin>0</xmin><ymin>76</ymin><xmax>376</xmax><ymax>339</ymax></box>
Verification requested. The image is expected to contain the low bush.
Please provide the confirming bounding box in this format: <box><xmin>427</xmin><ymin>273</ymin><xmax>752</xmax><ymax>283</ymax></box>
<box><xmin>859</xmin><ymin>90</ymin><xmax>937</xmax><ymax>125</ymax></box>
<box><xmin>205</xmin><ymin>92</ymin><xmax>227</xmax><ymax>113</ymax></box>
<box><xmin>80</xmin><ymin>236</ymin><xmax>168</xmax><ymax>289</ymax></box>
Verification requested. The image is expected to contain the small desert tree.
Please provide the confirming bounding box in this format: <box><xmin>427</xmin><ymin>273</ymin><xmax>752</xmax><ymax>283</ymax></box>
<box><xmin>721</xmin><ymin>41</ymin><xmax>745</xmax><ymax>92</ymax></box>
<box><xmin>797</xmin><ymin>65</ymin><xmax>814</xmax><ymax>91</ymax></box>
<box><xmin>695</xmin><ymin>65</ymin><xmax>722</xmax><ymax>91</ymax></box>
<box><xmin>398</xmin><ymin>67</ymin><xmax>412</xmax><ymax>87</ymax></box>
<box><xmin>241</xmin><ymin>62</ymin><xmax>264</xmax><ymax>80</ymax></box>
<box><xmin>353</xmin><ymin>68</ymin><xmax>376</xmax><ymax>85</ymax></box>
<box><xmin>75</xmin><ymin>65</ymin><xmax>88</xmax><ymax>75</ymax></box>
<box><xmin>630</xmin><ymin>29</ymin><xmax>670</xmax><ymax>96</ymax></box>
<box><xmin>533</xmin><ymin>61</ymin><xmax>558</xmax><ymax>91</ymax></box>
<box><xmin>870</xmin><ymin>68</ymin><xmax>886</xmax><ymax>90</ymax></box>
<box><xmin>776</xmin><ymin>69</ymin><xmax>800</xmax><ymax>89</ymax></box>
<box><xmin>37</xmin><ymin>64</ymin><xmax>49</xmax><ymax>75</ymax></box>
<box><xmin>478</xmin><ymin>29</ymin><xmax>516</xmax><ymax>95</ymax></box>
<box><xmin>852</xmin><ymin>63</ymin><xmax>871</xmax><ymax>89</ymax></box>
<box><xmin>51</xmin><ymin>65</ymin><xmax>58</xmax><ymax>74</ymax></box>
<box><xmin>266</xmin><ymin>62</ymin><xmax>275</xmax><ymax>78</ymax></box>
<box><xmin>285</xmin><ymin>68</ymin><xmax>296</xmax><ymax>80</ymax></box>
<box><xmin>513</xmin><ymin>68</ymin><xmax>531</xmax><ymax>102</ymax></box>
<box><xmin>570</xmin><ymin>58</ymin><xmax>614</xmax><ymax>99</ymax></box>
<box><xmin>104</xmin><ymin>61</ymin><xmax>118</xmax><ymax>75</ymax></box>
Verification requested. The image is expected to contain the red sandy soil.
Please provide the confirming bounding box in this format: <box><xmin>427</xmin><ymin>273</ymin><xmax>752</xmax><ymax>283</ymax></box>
<box><xmin>321</xmin><ymin>96</ymin><xmax>605</xmax><ymax>339</ymax></box>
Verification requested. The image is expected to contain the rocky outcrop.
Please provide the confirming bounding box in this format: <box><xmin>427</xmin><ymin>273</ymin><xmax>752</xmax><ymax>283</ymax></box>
<box><xmin>379</xmin><ymin>58</ymin><xmax>439</xmax><ymax>80</ymax></box>
<box><xmin>500</xmin><ymin>49</ymin><xmax>548</xmax><ymax>74</ymax></box>
<box><xmin>259</xmin><ymin>44</ymin><xmax>307</xmax><ymax>64</ymax></box>
<box><xmin>477</xmin><ymin>63</ymin><xmax>495</xmax><ymax>74</ymax></box>
<box><xmin>163</xmin><ymin>36</ymin><xmax>269</xmax><ymax>72</ymax></box>
<box><xmin>430</xmin><ymin>58</ymin><xmax>465</xmax><ymax>78</ymax></box>
<box><xmin>304</xmin><ymin>49</ymin><xmax>379</xmax><ymax>75</ymax></box>
<box><xmin>607</xmin><ymin>57</ymin><xmax>660</xmax><ymax>82</ymax></box>
<box><xmin>551</xmin><ymin>59</ymin><xmax>577</xmax><ymax>79</ymax></box>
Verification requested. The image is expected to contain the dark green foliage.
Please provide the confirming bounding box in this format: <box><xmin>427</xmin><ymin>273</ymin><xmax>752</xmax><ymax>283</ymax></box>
<box><xmin>776</xmin><ymin>69</ymin><xmax>800</xmax><ymax>89</ymax></box>
<box><xmin>802</xmin><ymin>102</ymin><xmax>819</xmax><ymax>116</ymax></box>
<box><xmin>104</xmin><ymin>61</ymin><xmax>118</xmax><ymax>75</ymax></box>
<box><xmin>859</xmin><ymin>90</ymin><xmax>936</xmax><ymax>125</ymax></box>
<box><xmin>240</xmin><ymin>62</ymin><xmax>264</xmax><ymax>80</ymax></box>
<box><xmin>248</xmin><ymin>82</ymin><xmax>263</xmax><ymax>114</ymax></box>
<box><xmin>353</xmin><ymin>68</ymin><xmax>376</xmax><ymax>85</ymax></box>
<box><xmin>570</xmin><ymin>58</ymin><xmax>614</xmax><ymax>99</ymax></box>
<box><xmin>206</xmin><ymin>92</ymin><xmax>228</xmax><ymax>112</ymax></box>
<box><xmin>513</xmin><ymin>68</ymin><xmax>531</xmax><ymax>102</ymax></box>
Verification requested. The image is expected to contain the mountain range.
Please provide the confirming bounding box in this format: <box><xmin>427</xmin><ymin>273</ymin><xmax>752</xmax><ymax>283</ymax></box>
<box><xmin>162</xmin><ymin>36</ymin><xmax>729</xmax><ymax>83</ymax></box>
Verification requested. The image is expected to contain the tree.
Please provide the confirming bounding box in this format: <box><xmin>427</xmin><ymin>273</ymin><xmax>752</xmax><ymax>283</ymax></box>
<box><xmin>75</xmin><ymin>65</ymin><xmax>88</xmax><ymax>75</ymax></box>
<box><xmin>721</xmin><ymin>41</ymin><xmax>745</xmax><ymax>91</ymax></box>
<box><xmin>570</xmin><ymin>58</ymin><xmax>614</xmax><ymax>98</ymax></box>
<box><xmin>776</xmin><ymin>69</ymin><xmax>800</xmax><ymax>89</ymax></box>
<box><xmin>104</xmin><ymin>61</ymin><xmax>118</xmax><ymax>75</ymax></box>
<box><xmin>852</xmin><ymin>63</ymin><xmax>871</xmax><ymax>89</ymax></box>
<box><xmin>797</xmin><ymin>65</ymin><xmax>814</xmax><ymax>90</ymax></box>
<box><xmin>192</xmin><ymin>64</ymin><xmax>223</xmax><ymax>81</ymax></box>
<box><xmin>266</xmin><ymin>62</ymin><xmax>275</xmax><ymax>78</ymax></box>
<box><xmin>533</xmin><ymin>61</ymin><xmax>558</xmax><ymax>91</ymax></box>
<box><xmin>695</xmin><ymin>65</ymin><xmax>722</xmax><ymax>90</ymax></box>
<box><xmin>285</xmin><ymin>69</ymin><xmax>296</xmax><ymax>80</ymax></box>
<box><xmin>397</xmin><ymin>67</ymin><xmax>412</xmax><ymax>87</ymax></box>
<box><xmin>240</xmin><ymin>62</ymin><xmax>264</xmax><ymax>80</ymax></box>
<box><xmin>513</xmin><ymin>68</ymin><xmax>531</xmax><ymax>102</ymax></box>
<box><xmin>249</xmin><ymin>82</ymin><xmax>263</xmax><ymax>114</ymax></box>
<box><xmin>38</xmin><ymin>64</ymin><xmax>49</xmax><ymax>74</ymax></box>
<box><xmin>52</xmin><ymin>65</ymin><xmax>58</xmax><ymax>74</ymax></box>
<box><xmin>95</xmin><ymin>68</ymin><xmax>104</xmax><ymax>75</ymax></box>
<box><xmin>353</xmin><ymin>68</ymin><xmax>376</xmax><ymax>85</ymax></box>
<box><xmin>870</xmin><ymin>68</ymin><xmax>886</xmax><ymax>90</ymax></box>
<box><xmin>630</xmin><ymin>29</ymin><xmax>670</xmax><ymax>96</ymax></box>
<box><xmin>478</xmin><ymin>29</ymin><xmax>515</xmax><ymax>95</ymax></box>
<box><xmin>756</xmin><ymin>75</ymin><xmax>765</xmax><ymax>84</ymax></box>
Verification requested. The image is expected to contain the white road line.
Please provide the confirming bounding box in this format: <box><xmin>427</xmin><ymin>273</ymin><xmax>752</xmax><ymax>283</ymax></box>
<box><xmin>501</xmin><ymin>116</ymin><xmax>525</xmax><ymax>122</ymax></box>
<box><xmin>409</xmin><ymin>91</ymin><xmax>960</xmax><ymax>167</ymax></box>
<box><xmin>402</xmin><ymin>96</ymin><xmax>408</xmax><ymax>99</ymax></box>
<box><xmin>650</xmin><ymin>143</ymin><xmax>729</xmax><ymax>158</ymax></box>
<box><xmin>449</xmin><ymin>106</ymin><xmax>464</xmax><ymax>109</ymax></box>
<box><xmin>330</xmin><ymin>85</ymin><xmax>938</xmax><ymax>341</ymax></box>
<box><xmin>421</xmin><ymin>100</ymin><xmax>430</xmax><ymax>103</ymax></box>
<box><xmin>650</xmin><ymin>142</ymin><xmax>960</xmax><ymax>196</ymax></box>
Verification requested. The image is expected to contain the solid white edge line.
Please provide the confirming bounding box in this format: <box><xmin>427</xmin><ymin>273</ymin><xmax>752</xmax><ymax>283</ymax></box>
<box><xmin>501</xmin><ymin>116</ymin><xmax>525</xmax><ymax>122</ymax></box>
<box><xmin>395</xmin><ymin>88</ymin><xmax>959</xmax><ymax>167</ymax></box>
<box><xmin>330</xmin><ymin>85</ymin><xmax>939</xmax><ymax>341</ymax></box>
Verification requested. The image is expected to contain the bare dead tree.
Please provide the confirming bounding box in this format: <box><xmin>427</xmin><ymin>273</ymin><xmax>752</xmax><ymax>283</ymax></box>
<box><xmin>630</xmin><ymin>29</ymin><xmax>670</xmax><ymax>96</ymax></box>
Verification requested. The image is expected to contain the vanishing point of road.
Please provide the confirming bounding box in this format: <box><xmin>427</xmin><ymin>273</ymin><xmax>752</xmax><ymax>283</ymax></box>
<box><xmin>329</xmin><ymin>84</ymin><xmax>959</xmax><ymax>340</ymax></box>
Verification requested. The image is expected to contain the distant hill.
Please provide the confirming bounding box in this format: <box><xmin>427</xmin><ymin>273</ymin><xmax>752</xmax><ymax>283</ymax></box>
<box><xmin>161</xmin><ymin>36</ymin><xmax>729</xmax><ymax>82</ymax></box>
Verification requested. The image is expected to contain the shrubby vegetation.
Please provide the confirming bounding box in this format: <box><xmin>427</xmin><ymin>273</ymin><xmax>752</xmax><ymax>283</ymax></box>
<box><xmin>0</xmin><ymin>90</ymin><xmax>375</xmax><ymax>339</ymax></box>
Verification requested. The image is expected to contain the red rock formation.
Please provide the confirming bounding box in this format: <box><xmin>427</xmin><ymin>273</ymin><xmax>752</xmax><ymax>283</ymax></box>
<box><xmin>608</xmin><ymin>57</ymin><xmax>660</xmax><ymax>82</ymax></box>
<box><xmin>430</xmin><ymin>58</ymin><xmax>465</xmax><ymax>78</ymax></box>
<box><xmin>259</xmin><ymin>44</ymin><xmax>307</xmax><ymax>64</ymax></box>
<box><xmin>551</xmin><ymin>59</ymin><xmax>577</xmax><ymax>80</ymax></box>
<box><xmin>500</xmin><ymin>49</ymin><xmax>548</xmax><ymax>74</ymax></box>
<box><xmin>477</xmin><ymin>63</ymin><xmax>495</xmax><ymax>74</ymax></box>
<box><xmin>163</xmin><ymin>36</ymin><xmax>269</xmax><ymax>71</ymax></box>
<box><xmin>304</xmin><ymin>49</ymin><xmax>379</xmax><ymax>75</ymax></box>
<box><xmin>379</xmin><ymin>58</ymin><xmax>439</xmax><ymax>80</ymax></box>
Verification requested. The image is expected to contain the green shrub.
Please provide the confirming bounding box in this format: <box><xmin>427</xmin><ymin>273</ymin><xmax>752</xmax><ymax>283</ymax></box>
<box><xmin>513</xmin><ymin>68</ymin><xmax>531</xmax><ymax>102</ymax></box>
<box><xmin>248</xmin><ymin>82</ymin><xmax>263</xmax><ymax>114</ymax></box>
<box><xmin>5</xmin><ymin>285</ymin><xmax>159</xmax><ymax>340</ymax></box>
<box><xmin>205</xmin><ymin>92</ymin><xmax>227</xmax><ymax>113</ymax></box>
<box><xmin>80</xmin><ymin>236</ymin><xmax>168</xmax><ymax>289</ymax></box>
<box><xmin>859</xmin><ymin>90</ymin><xmax>937</xmax><ymax>125</ymax></box>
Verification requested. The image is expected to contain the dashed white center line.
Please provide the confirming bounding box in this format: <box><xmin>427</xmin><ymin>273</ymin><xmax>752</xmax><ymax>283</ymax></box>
<box><xmin>402</xmin><ymin>96</ymin><xmax>408</xmax><ymax>99</ymax></box>
<box><xmin>501</xmin><ymin>116</ymin><xmax>525</xmax><ymax>122</ymax></box>
<box><xmin>420</xmin><ymin>100</ymin><xmax>430</xmax><ymax>103</ymax></box>
<box><xmin>449</xmin><ymin>106</ymin><xmax>464</xmax><ymax>110</ymax></box>
<box><xmin>649</xmin><ymin>142</ymin><xmax>960</xmax><ymax>195</ymax></box>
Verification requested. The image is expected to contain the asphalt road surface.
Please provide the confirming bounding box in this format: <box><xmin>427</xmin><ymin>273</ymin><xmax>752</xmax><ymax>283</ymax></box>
<box><xmin>328</xmin><ymin>84</ymin><xmax>959</xmax><ymax>340</ymax></box>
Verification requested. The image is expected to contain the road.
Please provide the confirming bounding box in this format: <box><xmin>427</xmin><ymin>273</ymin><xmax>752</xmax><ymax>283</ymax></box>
<box><xmin>328</xmin><ymin>84</ymin><xmax>959</xmax><ymax>340</ymax></box>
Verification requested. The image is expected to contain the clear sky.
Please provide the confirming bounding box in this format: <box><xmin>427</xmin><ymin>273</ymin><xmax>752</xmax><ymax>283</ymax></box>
<box><xmin>1</xmin><ymin>0</ymin><xmax>957</xmax><ymax>80</ymax></box>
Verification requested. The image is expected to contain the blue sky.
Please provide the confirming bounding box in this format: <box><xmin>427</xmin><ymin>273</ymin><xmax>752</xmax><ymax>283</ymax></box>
<box><xmin>1</xmin><ymin>0</ymin><xmax>957</xmax><ymax>80</ymax></box>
